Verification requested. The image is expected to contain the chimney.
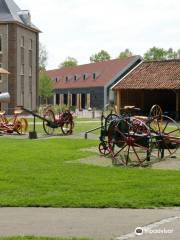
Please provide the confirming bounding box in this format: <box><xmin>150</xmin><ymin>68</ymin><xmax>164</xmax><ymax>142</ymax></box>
<box><xmin>18</xmin><ymin>10</ymin><xmax>31</xmax><ymax>26</ymax></box>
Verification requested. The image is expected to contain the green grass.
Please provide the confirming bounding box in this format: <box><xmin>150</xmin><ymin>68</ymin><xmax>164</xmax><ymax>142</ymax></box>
<box><xmin>0</xmin><ymin>237</ymin><xmax>90</xmax><ymax>240</ymax></box>
<box><xmin>28</xmin><ymin>119</ymin><xmax>101</xmax><ymax>135</ymax></box>
<box><xmin>0</xmin><ymin>138</ymin><xmax>180</xmax><ymax>208</ymax></box>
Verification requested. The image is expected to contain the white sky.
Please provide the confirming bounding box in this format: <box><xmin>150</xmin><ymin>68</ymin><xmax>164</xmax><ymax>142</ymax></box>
<box><xmin>15</xmin><ymin>0</ymin><xmax>180</xmax><ymax>69</ymax></box>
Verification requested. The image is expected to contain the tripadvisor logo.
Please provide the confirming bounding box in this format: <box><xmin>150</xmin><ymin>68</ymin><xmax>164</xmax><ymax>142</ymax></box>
<box><xmin>135</xmin><ymin>227</ymin><xmax>143</xmax><ymax>236</ymax></box>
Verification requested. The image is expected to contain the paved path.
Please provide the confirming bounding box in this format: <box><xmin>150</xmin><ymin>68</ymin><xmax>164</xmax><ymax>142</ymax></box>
<box><xmin>0</xmin><ymin>208</ymin><xmax>180</xmax><ymax>240</ymax></box>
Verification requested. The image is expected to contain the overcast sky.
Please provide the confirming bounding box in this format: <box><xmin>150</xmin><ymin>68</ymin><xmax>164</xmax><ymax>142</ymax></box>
<box><xmin>15</xmin><ymin>0</ymin><xmax>180</xmax><ymax>69</ymax></box>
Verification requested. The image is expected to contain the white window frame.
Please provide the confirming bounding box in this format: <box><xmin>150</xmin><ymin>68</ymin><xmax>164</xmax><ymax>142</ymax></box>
<box><xmin>29</xmin><ymin>65</ymin><xmax>32</xmax><ymax>76</ymax></box>
<box><xmin>20</xmin><ymin>64</ymin><xmax>25</xmax><ymax>75</ymax></box>
<box><xmin>29</xmin><ymin>39</ymin><xmax>33</xmax><ymax>50</ymax></box>
<box><xmin>0</xmin><ymin>63</ymin><xmax>2</xmax><ymax>81</ymax></box>
<box><xmin>0</xmin><ymin>35</ymin><xmax>2</xmax><ymax>53</ymax></box>
<box><xmin>21</xmin><ymin>36</ymin><xmax>25</xmax><ymax>48</ymax></box>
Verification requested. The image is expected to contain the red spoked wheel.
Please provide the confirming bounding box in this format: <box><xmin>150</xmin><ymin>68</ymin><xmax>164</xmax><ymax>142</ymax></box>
<box><xmin>108</xmin><ymin>118</ymin><xmax>151</xmax><ymax>166</ymax></box>
<box><xmin>43</xmin><ymin>109</ymin><xmax>55</xmax><ymax>135</ymax></box>
<box><xmin>98</xmin><ymin>141</ymin><xmax>111</xmax><ymax>156</ymax></box>
<box><xmin>61</xmin><ymin>121</ymin><xmax>74</xmax><ymax>135</ymax></box>
<box><xmin>60</xmin><ymin>111</ymin><xmax>74</xmax><ymax>135</ymax></box>
<box><xmin>149</xmin><ymin>115</ymin><xmax>180</xmax><ymax>159</ymax></box>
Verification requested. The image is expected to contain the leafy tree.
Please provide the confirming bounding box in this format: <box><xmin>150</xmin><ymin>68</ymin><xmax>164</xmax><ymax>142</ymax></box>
<box><xmin>39</xmin><ymin>43</ymin><xmax>48</xmax><ymax>70</ymax></box>
<box><xmin>90</xmin><ymin>50</ymin><xmax>111</xmax><ymax>63</ymax></box>
<box><xmin>39</xmin><ymin>71</ymin><xmax>53</xmax><ymax>104</ymax></box>
<box><xmin>166</xmin><ymin>48</ymin><xmax>177</xmax><ymax>59</ymax></box>
<box><xmin>144</xmin><ymin>47</ymin><xmax>168</xmax><ymax>60</ymax></box>
<box><xmin>176</xmin><ymin>49</ymin><xmax>180</xmax><ymax>59</ymax></box>
<box><xmin>118</xmin><ymin>49</ymin><xmax>133</xmax><ymax>59</ymax></box>
<box><xmin>59</xmin><ymin>57</ymin><xmax>78</xmax><ymax>68</ymax></box>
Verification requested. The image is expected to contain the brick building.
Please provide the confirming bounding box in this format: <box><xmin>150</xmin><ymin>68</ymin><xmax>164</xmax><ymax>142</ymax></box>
<box><xmin>47</xmin><ymin>56</ymin><xmax>142</xmax><ymax>110</ymax></box>
<box><xmin>0</xmin><ymin>0</ymin><xmax>40</xmax><ymax>112</ymax></box>
<box><xmin>112</xmin><ymin>60</ymin><xmax>180</xmax><ymax>119</ymax></box>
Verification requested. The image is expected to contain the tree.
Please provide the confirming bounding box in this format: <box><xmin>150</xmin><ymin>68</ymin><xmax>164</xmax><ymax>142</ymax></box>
<box><xmin>39</xmin><ymin>71</ymin><xmax>53</xmax><ymax>104</ymax></box>
<box><xmin>59</xmin><ymin>57</ymin><xmax>78</xmax><ymax>68</ymax></box>
<box><xmin>90</xmin><ymin>50</ymin><xmax>111</xmax><ymax>63</ymax></box>
<box><xmin>39</xmin><ymin>43</ymin><xmax>48</xmax><ymax>70</ymax></box>
<box><xmin>118</xmin><ymin>49</ymin><xmax>133</xmax><ymax>59</ymax></box>
<box><xmin>166</xmin><ymin>48</ymin><xmax>177</xmax><ymax>59</ymax></box>
<box><xmin>144</xmin><ymin>47</ymin><xmax>167</xmax><ymax>60</ymax></box>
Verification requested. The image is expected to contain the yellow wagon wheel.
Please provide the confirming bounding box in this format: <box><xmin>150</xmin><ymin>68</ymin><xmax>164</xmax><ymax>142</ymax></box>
<box><xmin>149</xmin><ymin>105</ymin><xmax>163</xmax><ymax>132</ymax></box>
<box><xmin>16</xmin><ymin>118</ymin><xmax>28</xmax><ymax>135</ymax></box>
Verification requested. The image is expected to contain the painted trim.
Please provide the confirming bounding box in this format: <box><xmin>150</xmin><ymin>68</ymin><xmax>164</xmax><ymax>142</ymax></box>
<box><xmin>104</xmin><ymin>56</ymin><xmax>143</xmax><ymax>106</ymax></box>
<box><xmin>111</xmin><ymin>60</ymin><xmax>144</xmax><ymax>90</ymax></box>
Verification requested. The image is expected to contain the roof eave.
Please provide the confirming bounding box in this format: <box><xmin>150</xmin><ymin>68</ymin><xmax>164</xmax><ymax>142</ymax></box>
<box><xmin>0</xmin><ymin>20</ymin><xmax>41</xmax><ymax>33</ymax></box>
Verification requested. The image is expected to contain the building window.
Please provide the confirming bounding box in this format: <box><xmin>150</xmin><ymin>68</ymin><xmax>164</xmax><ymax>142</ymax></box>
<box><xmin>30</xmin><ymin>92</ymin><xmax>32</xmax><ymax>109</ymax></box>
<box><xmin>29</xmin><ymin>39</ymin><xmax>33</xmax><ymax>50</ymax></box>
<box><xmin>0</xmin><ymin>35</ymin><xmax>2</xmax><ymax>53</ymax></box>
<box><xmin>21</xmin><ymin>92</ymin><xmax>24</xmax><ymax>106</ymax></box>
<box><xmin>21</xmin><ymin>36</ymin><xmax>24</xmax><ymax>47</ymax></box>
<box><xmin>29</xmin><ymin>66</ymin><xmax>32</xmax><ymax>76</ymax></box>
<box><xmin>21</xmin><ymin>47</ymin><xmax>24</xmax><ymax>64</ymax></box>
<box><xmin>20</xmin><ymin>64</ymin><xmax>24</xmax><ymax>75</ymax></box>
<box><xmin>65</xmin><ymin>76</ymin><xmax>68</xmax><ymax>82</ymax></box>
<box><xmin>29</xmin><ymin>77</ymin><xmax>32</xmax><ymax>92</ymax></box>
<box><xmin>29</xmin><ymin>50</ymin><xmax>32</xmax><ymax>65</ymax></box>
<box><xmin>74</xmin><ymin>75</ymin><xmax>77</xmax><ymax>81</ymax></box>
<box><xmin>83</xmin><ymin>74</ymin><xmax>86</xmax><ymax>80</ymax></box>
<box><xmin>93</xmin><ymin>73</ymin><xmax>96</xmax><ymax>79</ymax></box>
<box><xmin>21</xmin><ymin>76</ymin><xmax>24</xmax><ymax>91</ymax></box>
<box><xmin>0</xmin><ymin>63</ymin><xmax>2</xmax><ymax>81</ymax></box>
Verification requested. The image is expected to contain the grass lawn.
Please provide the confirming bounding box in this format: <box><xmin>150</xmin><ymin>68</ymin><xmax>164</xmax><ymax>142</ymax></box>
<box><xmin>28</xmin><ymin>118</ymin><xmax>101</xmax><ymax>135</ymax></box>
<box><xmin>0</xmin><ymin>138</ymin><xmax>180</xmax><ymax>208</ymax></box>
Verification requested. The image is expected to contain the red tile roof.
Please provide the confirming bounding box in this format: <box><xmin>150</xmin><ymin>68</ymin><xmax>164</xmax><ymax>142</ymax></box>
<box><xmin>47</xmin><ymin>56</ymin><xmax>139</xmax><ymax>89</ymax></box>
<box><xmin>113</xmin><ymin>60</ymin><xmax>180</xmax><ymax>90</ymax></box>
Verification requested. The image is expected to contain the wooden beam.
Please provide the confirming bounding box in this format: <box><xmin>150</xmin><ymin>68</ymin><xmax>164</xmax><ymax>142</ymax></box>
<box><xmin>116</xmin><ymin>90</ymin><xmax>121</xmax><ymax>114</ymax></box>
<box><xmin>176</xmin><ymin>91</ymin><xmax>180</xmax><ymax>120</ymax></box>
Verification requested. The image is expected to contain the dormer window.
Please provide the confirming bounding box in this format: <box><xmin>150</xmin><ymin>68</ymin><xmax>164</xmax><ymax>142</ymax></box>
<box><xmin>93</xmin><ymin>73</ymin><xmax>96</xmax><ymax>80</ymax></box>
<box><xmin>83</xmin><ymin>74</ymin><xmax>86</xmax><ymax>80</ymax></box>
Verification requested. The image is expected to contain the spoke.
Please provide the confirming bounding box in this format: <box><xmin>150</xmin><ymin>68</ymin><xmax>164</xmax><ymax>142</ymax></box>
<box><xmin>115</xmin><ymin>127</ymin><xmax>127</xmax><ymax>140</ymax></box>
<box><xmin>162</xmin><ymin>120</ymin><xmax>170</xmax><ymax>133</ymax></box>
<box><xmin>113</xmin><ymin>144</ymin><xmax>128</xmax><ymax>157</ymax></box>
<box><xmin>157</xmin><ymin>119</ymin><xmax>161</xmax><ymax>132</ymax></box>
<box><xmin>166</xmin><ymin>128</ymin><xmax>180</xmax><ymax>135</ymax></box>
<box><xmin>164</xmin><ymin>143</ymin><xmax>173</xmax><ymax>155</ymax></box>
<box><xmin>132</xmin><ymin>146</ymin><xmax>141</xmax><ymax>162</ymax></box>
<box><xmin>134</xmin><ymin>143</ymin><xmax>149</xmax><ymax>151</ymax></box>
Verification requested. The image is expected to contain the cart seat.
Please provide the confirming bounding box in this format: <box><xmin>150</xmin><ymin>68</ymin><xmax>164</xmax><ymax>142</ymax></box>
<box><xmin>134</xmin><ymin>116</ymin><xmax>148</xmax><ymax>122</ymax></box>
<box><xmin>14</xmin><ymin>109</ymin><xmax>23</xmax><ymax>114</ymax></box>
<box><xmin>124</xmin><ymin>106</ymin><xmax>135</xmax><ymax>109</ymax></box>
<box><xmin>0</xmin><ymin>111</ymin><xmax>6</xmax><ymax>115</ymax></box>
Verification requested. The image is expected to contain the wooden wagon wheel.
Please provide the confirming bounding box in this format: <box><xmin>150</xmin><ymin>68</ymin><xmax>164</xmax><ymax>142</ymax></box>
<box><xmin>60</xmin><ymin>111</ymin><xmax>74</xmax><ymax>135</ymax></box>
<box><xmin>43</xmin><ymin>109</ymin><xmax>55</xmax><ymax>135</ymax></box>
<box><xmin>108</xmin><ymin>118</ymin><xmax>151</xmax><ymax>166</ymax></box>
<box><xmin>149</xmin><ymin>105</ymin><xmax>163</xmax><ymax>132</ymax></box>
<box><xmin>149</xmin><ymin>104</ymin><xmax>163</xmax><ymax>118</ymax></box>
<box><xmin>149</xmin><ymin>115</ymin><xmax>180</xmax><ymax>159</ymax></box>
<box><xmin>16</xmin><ymin>118</ymin><xmax>28</xmax><ymax>135</ymax></box>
